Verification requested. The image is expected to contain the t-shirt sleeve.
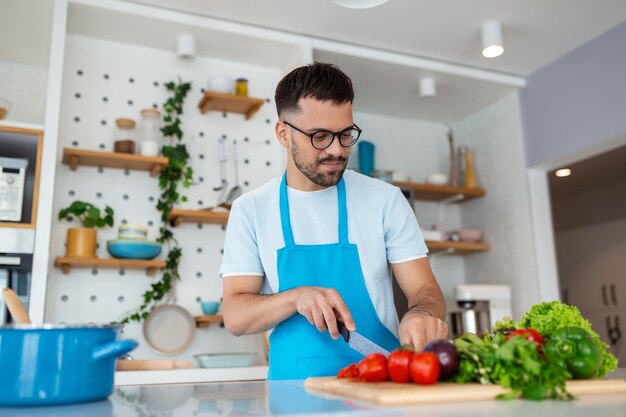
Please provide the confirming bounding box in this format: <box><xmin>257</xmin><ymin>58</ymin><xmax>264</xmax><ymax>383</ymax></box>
<box><xmin>383</xmin><ymin>187</ymin><xmax>429</xmax><ymax>263</ymax></box>
<box><xmin>219</xmin><ymin>196</ymin><xmax>265</xmax><ymax>277</ymax></box>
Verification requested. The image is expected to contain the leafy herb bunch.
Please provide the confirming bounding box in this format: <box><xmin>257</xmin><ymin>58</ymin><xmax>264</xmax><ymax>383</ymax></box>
<box><xmin>120</xmin><ymin>79</ymin><xmax>193</xmax><ymax>323</ymax></box>
<box><xmin>454</xmin><ymin>332</ymin><xmax>573</xmax><ymax>401</ymax></box>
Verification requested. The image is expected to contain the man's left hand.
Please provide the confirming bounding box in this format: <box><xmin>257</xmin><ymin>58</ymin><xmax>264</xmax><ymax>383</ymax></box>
<box><xmin>398</xmin><ymin>311</ymin><xmax>448</xmax><ymax>351</ymax></box>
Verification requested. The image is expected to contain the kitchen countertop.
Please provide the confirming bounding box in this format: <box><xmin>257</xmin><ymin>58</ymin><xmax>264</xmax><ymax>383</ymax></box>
<box><xmin>3</xmin><ymin>369</ymin><xmax>625</xmax><ymax>417</ymax></box>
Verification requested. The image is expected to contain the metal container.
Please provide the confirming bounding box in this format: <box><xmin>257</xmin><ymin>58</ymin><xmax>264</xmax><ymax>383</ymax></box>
<box><xmin>447</xmin><ymin>300</ymin><xmax>491</xmax><ymax>339</ymax></box>
<box><xmin>0</xmin><ymin>324</ymin><xmax>137</xmax><ymax>406</ymax></box>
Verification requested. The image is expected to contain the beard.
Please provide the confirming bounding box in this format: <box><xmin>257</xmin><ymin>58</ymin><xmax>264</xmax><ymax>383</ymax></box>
<box><xmin>291</xmin><ymin>134</ymin><xmax>348</xmax><ymax>187</ymax></box>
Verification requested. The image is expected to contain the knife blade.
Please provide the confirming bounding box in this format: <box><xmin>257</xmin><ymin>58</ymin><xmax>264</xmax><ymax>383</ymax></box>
<box><xmin>336</xmin><ymin>320</ymin><xmax>390</xmax><ymax>357</ymax></box>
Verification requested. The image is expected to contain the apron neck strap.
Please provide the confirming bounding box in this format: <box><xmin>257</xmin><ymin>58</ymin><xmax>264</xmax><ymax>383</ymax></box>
<box><xmin>279</xmin><ymin>172</ymin><xmax>350</xmax><ymax>246</ymax></box>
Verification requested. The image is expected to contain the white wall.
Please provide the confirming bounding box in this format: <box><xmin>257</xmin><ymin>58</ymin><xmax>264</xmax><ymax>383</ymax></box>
<box><xmin>0</xmin><ymin>60</ymin><xmax>48</xmax><ymax>125</ymax></box>
<box><xmin>45</xmin><ymin>34</ymin><xmax>286</xmax><ymax>362</ymax></box>
<box><xmin>353</xmin><ymin>111</ymin><xmax>465</xmax><ymax>297</ymax></box>
<box><xmin>453</xmin><ymin>93</ymin><xmax>539</xmax><ymax>319</ymax></box>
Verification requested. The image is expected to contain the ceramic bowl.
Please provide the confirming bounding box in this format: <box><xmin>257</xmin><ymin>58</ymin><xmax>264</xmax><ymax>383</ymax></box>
<box><xmin>457</xmin><ymin>228</ymin><xmax>483</xmax><ymax>243</ymax></box>
<box><xmin>118</xmin><ymin>224</ymin><xmax>148</xmax><ymax>240</ymax></box>
<box><xmin>194</xmin><ymin>353</ymin><xmax>257</xmax><ymax>368</ymax></box>
<box><xmin>206</xmin><ymin>76</ymin><xmax>235</xmax><ymax>94</ymax></box>
<box><xmin>107</xmin><ymin>239</ymin><xmax>161</xmax><ymax>259</ymax></box>
<box><xmin>201</xmin><ymin>301</ymin><xmax>220</xmax><ymax>315</ymax></box>
<box><xmin>425</xmin><ymin>173</ymin><xmax>448</xmax><ymax>185</ymax></box>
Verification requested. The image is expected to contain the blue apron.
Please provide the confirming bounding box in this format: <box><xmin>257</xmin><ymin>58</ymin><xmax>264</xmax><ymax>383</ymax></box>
<box><xmin>268</xmin><ymin>173</ymin><xmax>399</xmax><ymax>380</ymax></box>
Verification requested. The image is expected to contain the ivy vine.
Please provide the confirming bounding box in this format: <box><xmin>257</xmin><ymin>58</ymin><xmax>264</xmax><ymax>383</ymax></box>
<box><xmin>120</xmin><ymin>79</ymin><xmax>193</xmax><ymax>324</ymax></box>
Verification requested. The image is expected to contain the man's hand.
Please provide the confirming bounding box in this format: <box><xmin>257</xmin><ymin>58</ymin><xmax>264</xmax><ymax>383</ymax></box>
<box><xmin>398</xmin><ymin>310</ymin><xmax>448</xmax><ymax>351</ymax></box>
<box><xmin>292</xmin><ymin>286</ymin><xmax>355</xmax><ymax>339</ymax></box>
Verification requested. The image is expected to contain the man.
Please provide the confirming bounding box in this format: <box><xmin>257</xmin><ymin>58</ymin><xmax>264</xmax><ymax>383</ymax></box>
<box><xmin>221</xmin><ymin>62</ymin><xmax>447</xmax><ymax>380</ymax></box>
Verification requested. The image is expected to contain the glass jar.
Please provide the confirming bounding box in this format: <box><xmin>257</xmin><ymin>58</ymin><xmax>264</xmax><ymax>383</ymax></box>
<box><xmin>235</xmin><ymin>78</ymin><xmax>248</xmax><ymax>96</ymax></box>
<box><xmin>114</xmin><ymin>118</ymin><xmax>136</xmax><ymax>153</ymax></box>
<box><xmin>139</xmin><ymin>108</ymin><xmax>161</xmax><ymax>156</ymax></box>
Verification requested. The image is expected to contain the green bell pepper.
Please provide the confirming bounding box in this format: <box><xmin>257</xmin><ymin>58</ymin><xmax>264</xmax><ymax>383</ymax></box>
<box><xmin>545</xmin><ymin>326</ymin><xmax>602</xmax><ymax>379</ymax></box>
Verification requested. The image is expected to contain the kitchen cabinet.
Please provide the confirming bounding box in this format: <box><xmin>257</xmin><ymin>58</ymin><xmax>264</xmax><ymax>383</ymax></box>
<box><xmin>0</xmin><ymin>125</ymin><xmax>43</xmax><ymax>229</ymax></box>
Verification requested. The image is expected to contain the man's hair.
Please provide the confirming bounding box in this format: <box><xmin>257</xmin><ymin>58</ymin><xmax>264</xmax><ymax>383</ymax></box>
<box><xmin>275</xmin><ymin>62</ymin><xmax>354</xmax><ymax>118</ymax></box>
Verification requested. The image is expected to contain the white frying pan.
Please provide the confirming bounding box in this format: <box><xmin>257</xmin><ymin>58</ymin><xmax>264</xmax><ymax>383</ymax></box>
<box><xmin>143</xmin><ymin>279</ymin><xmax>196</xmax><ymax>355</ymax></box>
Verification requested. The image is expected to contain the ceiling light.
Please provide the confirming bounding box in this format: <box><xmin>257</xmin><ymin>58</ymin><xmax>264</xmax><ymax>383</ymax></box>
<box><xmin>555</xmin><ymin>168</ymin><xmax>572</xmax><ymax>177</ymax></box>
<box><xmin>419</xmin><ymin>77</ymin><xmax>436</xmax><ymax>98</ymax></box>
<box><xmin>332</xmin><ymin>0</ymin><xmax>389</xmax><ymax>9</ymax></box>
<box><xmin>177</xmin><ymin>34</ymin><xmax>195</xmax><ymax>59</ymax></box>
<box><xmin>481</xmin><ymin>20</ymin><xmax>504</xmax><ymax>58</ymax></box>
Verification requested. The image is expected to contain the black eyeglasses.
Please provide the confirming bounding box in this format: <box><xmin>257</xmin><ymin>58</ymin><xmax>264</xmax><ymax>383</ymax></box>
<box><xmin>283</xmin><ymin>121</ymin><xmax>362</xmax><ymax>150</ymax></box>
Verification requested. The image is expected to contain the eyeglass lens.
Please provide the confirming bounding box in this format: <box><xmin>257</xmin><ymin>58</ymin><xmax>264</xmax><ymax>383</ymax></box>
<box><xmin>311</xmin><ymin>129</ymin><xmax>360</xmax><ymax>149</ymax></box>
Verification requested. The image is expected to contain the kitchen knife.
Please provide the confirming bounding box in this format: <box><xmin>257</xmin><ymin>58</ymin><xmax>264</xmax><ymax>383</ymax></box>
<box><xmin>336</xmin><ymin>320</ymin><xmax>389</xmax><ymax>357</ymax></box>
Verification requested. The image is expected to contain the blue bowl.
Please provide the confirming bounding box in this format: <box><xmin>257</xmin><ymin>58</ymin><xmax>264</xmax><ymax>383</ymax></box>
<box><xmin>201</xmin><ymin>301</ymin><xmax>220</xmax><ymax>315</ymax></box>
<box><xmin>107</xmin><ymin>239</ymin><xmax>161</xmax><ymax>260</ymax></box>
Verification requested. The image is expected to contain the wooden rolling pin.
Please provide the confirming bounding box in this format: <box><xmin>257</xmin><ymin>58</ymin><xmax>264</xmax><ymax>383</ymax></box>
<box><xmin>116</xmin><ymin>359</ymin><xmax>193</xmax><ymax>371</ymax></box>
<box><xmin>2</xmin><ymin>288</ymin><xmax>31</xmax><ymax>324</ymax></box>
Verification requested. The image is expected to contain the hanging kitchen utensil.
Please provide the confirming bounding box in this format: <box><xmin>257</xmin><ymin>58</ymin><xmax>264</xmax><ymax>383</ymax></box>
<box><xmin>2</xmin><ymin>288</ymin><xmax>31</xmax><ymax>324</ymax></box>
<box><xmin>143</xmin><ymin>278</ymin><xmax>196</xmax><ymax>355</ymax></box>
<box><xmin>221</xmin><ymin>139</ymin><xmax>243</xmax><ymax>208</ymax></box>
<box><xmin>212</xmin><ymin>137</ymin><xmax>228</xmax><ymax>201</ymax></box>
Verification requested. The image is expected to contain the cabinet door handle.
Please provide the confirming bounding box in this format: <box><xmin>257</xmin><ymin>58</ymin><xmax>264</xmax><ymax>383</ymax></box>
<box><xmin>601</xmin><ymin>285</ymin><xmax>609</xmax><ymax>307</ymax></box>
<box><xmin>610</xmin><ymin>284</ymin><xmax>618</xmax><ymax>306</ymax></box>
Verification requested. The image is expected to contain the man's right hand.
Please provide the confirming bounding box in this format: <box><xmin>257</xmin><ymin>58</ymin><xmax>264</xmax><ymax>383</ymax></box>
<box><xmin>291</xmin><ymin>287</ymin><xmax>355</xmax><ymax>339</ymax></box>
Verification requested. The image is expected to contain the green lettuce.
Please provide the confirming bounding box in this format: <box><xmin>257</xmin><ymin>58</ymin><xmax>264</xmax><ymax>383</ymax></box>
<box><xmin>496</xmin><ymin>301</ymin><xmax>618</xmax><ymax>377</ymax></box>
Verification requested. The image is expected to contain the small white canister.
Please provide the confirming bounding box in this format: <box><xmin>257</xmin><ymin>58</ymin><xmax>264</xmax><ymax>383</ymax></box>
<box><xmin>139</xmin><ymin>108</ymin><xmax>161</xmax><ymax>156</ymax></box>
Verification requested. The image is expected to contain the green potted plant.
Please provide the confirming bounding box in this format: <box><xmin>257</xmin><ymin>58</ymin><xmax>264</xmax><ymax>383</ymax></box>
<box><xmin>58</xmin><ymin>201</ymin><xmax>114</xmax><ymax>258</ymax></box>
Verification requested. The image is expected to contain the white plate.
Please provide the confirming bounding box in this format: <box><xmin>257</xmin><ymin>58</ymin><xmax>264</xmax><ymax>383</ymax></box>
<box><xmin>143</xmin><ymin>303</ymin><xmax>196</xmax><ymax>355</ymax></box>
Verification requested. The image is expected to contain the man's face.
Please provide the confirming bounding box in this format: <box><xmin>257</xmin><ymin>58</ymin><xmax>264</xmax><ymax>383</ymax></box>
<box><xmin>283</xmin><ymin>97</ymin><xmax>354</xmax><ymax>188</ymax></box>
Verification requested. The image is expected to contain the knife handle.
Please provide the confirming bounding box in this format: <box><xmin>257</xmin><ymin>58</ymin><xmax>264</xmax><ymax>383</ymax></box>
<box><xmin>337</xmin><ymin>320</ymin><xmax>350</xmax><ymax>342</ymax></box>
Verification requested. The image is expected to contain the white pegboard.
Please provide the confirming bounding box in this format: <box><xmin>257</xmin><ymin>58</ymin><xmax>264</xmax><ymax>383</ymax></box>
<box><xmin>45</xmin><ymin>34</ymin><xmax>287</xmax><ymax>361</ymax></box>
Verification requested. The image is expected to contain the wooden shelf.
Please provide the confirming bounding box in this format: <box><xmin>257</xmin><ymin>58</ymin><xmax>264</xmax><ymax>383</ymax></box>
<box><xmin>393</xmin><ymin>181</ymin><xmax>485</xmax><ymax>203</ymax></box>
<box><xmin>195</xmin><ymin>315</ymin><xmax>224</xmax><ymax>328</ymax></box>
<box><xmin>62</xmin><ymin>148</ymin><xmax>169</xmax><ymax>177</ymax></box>
<box><xmin>198</xmin><ymin>91</ymin><xmax>264</xmax><ymax>120</ymax></box>
<box><xmin>426</xmin><ymin>240</ymin><xmax>490</xmax><ymax>254</ymax></box>
<box><xmin>54</xmin><ymin>256</ymin><xmax>166</xmax><ymax>276</ymax></box>
<box><xmin>0</xmin><ymin>222</ymin><xmax>35</xmax><ymax>229</ymax></box>
<box><xmin>168</xmin><ymin>208</ymin><xmax>229</xmax><ymax>227</ymax></box>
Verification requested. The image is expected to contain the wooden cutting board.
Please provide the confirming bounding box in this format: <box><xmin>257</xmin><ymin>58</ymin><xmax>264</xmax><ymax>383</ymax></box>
<box><xmin>304</xmin><ymin>377</ymin><xmax>626</xmax><ymax>406</ymax></box>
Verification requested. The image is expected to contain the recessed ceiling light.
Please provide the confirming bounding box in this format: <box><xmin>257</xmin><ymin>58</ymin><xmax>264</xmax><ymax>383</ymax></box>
<box><xmin>419</xmin><ymin>77</ymin><xmax>436</xmax><ymax>98</ymax></box>
<box><xmin>177</xmin><ymin>34</ymin><xmax>195</xmax><ymax>59</ymax></box>
<box><xmin>555</xmin><ymin>168</ymin><xmax>572</xmax><ymax>177</ymax></box>
<box><xmin>482</xmin><ymin>20</ymin><xmax>504</xmax><ymax>58</ymax></box>
<box><xmin>332</xmin><ymin>0</ymin><xmax>389</xmax><ymax>9</ymax></box>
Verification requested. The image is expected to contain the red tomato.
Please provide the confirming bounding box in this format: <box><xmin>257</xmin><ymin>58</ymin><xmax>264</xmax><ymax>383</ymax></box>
<box><xmin>409</xmin><ymin>352</ymin><xmax>440</xmax><ymax>385</ymax></box>
<box><xmin>357</xmin><ymin>353</ymin><xmax>389</xmax><ymax>382</ymax></box>
<box><xmin>387</xmin><ymin>349</ymin><xmax>414</xmax><ymax>383</ymax></box>
<box><xmin>337</xmin><ymin>363</ymin><xmax>359</xmax><ymax>379</ymax></box>
<box><xmin>506</xmin><ymin>328</ymin><xmax>544</xmax><ymax>345</ymax></box>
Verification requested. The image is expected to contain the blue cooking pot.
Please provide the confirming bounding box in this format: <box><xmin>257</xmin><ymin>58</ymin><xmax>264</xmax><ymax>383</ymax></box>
<box><xmin>0</xmin><ymin>324</ymin><xmax>137</xmax><ymax>406</ymax></box>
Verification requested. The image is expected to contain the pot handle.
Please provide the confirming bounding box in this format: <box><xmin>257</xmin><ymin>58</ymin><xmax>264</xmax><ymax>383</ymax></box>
<box><xmin>92</xmin><ymin>339</ymin><xmax>139</xmax><ymax>362</ymax></box>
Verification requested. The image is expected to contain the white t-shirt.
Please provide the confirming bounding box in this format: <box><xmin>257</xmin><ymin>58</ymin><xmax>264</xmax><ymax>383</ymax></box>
<box><xmin>220</xmin><ymin>169</ymin><xmax>428</xmax><ymax>336</ymax></box>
